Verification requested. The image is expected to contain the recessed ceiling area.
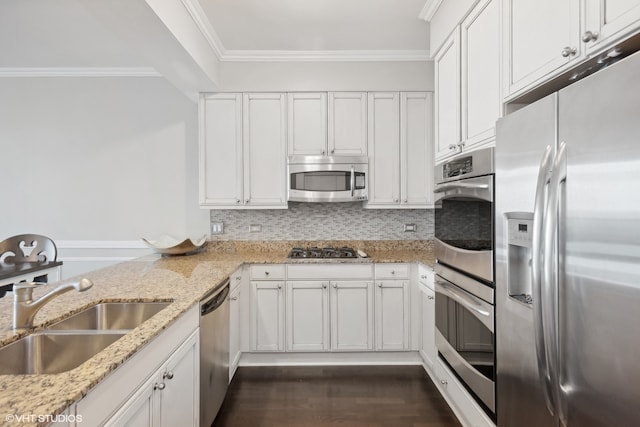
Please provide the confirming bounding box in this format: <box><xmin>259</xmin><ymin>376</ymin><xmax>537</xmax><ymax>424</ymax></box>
<box><xmin>198</xmin><ymin>0</ymin><xmax>429</xmax><ymax>53</ymax></box>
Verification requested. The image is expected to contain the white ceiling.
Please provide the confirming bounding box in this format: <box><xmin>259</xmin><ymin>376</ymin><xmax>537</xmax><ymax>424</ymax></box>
<box><xmin>198</xmin><ymin>0</ymin><xmax>429</xmax><ymax>53</ymax></box>
<box><xmin>0</xmin><ymin>0</ymin><xmax>429</xmax><ymax>71</ymax></box>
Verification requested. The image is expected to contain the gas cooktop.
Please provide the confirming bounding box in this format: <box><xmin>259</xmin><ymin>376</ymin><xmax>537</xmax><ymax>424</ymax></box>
<box><xmin>288</xmin><ymin>246</ymin><xmax>359</xmax><ymax>259</ymax></box>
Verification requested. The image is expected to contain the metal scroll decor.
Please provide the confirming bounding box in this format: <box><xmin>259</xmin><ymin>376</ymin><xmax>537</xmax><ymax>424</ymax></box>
<box><xmin>0</xmin><ymin>234</ymin><xmax>57</xmax><ymax>264</ymax></box>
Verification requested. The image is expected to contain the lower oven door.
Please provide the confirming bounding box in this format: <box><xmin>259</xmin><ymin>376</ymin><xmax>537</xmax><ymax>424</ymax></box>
<box><xmin>435</xmin><ymin>274</ymin><xmax>496</xmax><ymax>414</ymax></box>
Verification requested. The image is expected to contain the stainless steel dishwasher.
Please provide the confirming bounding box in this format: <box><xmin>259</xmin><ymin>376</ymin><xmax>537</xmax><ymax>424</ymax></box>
<box><xmin>200</xmin><ymin>279</ymin><xmax>230</xmax><ymax>427</ymax></box>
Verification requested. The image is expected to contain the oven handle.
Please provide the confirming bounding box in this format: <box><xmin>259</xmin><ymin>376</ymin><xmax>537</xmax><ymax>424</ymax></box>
<box><xmin>350</xmin><ymin>166</ymin><xmax>355</xmax><ymax>197</ymax></box>
<box><xmin>435</xmin><ymin>278</ymin><xmax>493</xmax><ymax>332</ymax></box>
<box><xmin>433</xmin><ymin>182</ymin><xmax>489</xmax><ymax>193</ymax></box>
<box><xmin>532</xmin><ymin>145</ymin><xmax>555</xmax><ymax>416</ymax></box>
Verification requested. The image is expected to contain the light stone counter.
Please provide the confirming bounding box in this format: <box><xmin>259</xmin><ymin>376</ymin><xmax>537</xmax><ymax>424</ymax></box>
<box><xmin>0</xmin><ymin>240</ymin><xmax>433</xmax><ymax>426</ymax></box>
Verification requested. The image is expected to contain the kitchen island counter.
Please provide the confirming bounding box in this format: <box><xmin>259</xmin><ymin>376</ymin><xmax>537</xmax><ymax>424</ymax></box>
<box><xmin>0</xmin><ymin>240</ymin><xmax>433</xmax><ymax>426</ymax></box>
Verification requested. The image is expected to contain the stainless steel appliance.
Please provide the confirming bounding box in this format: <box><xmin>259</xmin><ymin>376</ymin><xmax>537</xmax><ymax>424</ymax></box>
<box><xmin>433</xmin><ymin>147</ymin><xmax>496</xmax><ymax>417</ymax></box>
<box><xmin>200</xmin><ymin>280</ymin><xmax>230</xmax><ymax>427</ymax></box>
<box><xmin>287</xmin><ymin>155</ymin><xmax>368</xmax><ymax>202</ymax></box>
<box><xmin>495</xmin><ymin>50</ymin><xmax>640</xmax><ymax>426</ymax></box>
<box><xmin>434</xmin><ymin>148</ymin><xmax>494</xmax><ymax>283</ymax></box>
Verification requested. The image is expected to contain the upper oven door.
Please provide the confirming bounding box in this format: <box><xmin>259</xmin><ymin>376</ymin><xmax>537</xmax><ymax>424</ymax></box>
<box><xmin>288</xmin><ymin>162</ymin><xmax>367</xmax><ymax>202</ymax></box>
<box><xmin>434</xmin><ymin>174</ymin><xmax>494</xmax><ymax>283</ymax></box>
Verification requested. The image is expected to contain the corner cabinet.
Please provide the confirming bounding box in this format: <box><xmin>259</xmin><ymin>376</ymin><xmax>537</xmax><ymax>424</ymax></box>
<box><xmin>366</xmin><ymin>92</ymin><xmax>434</xmax><ymax>208</ymax></box>
<box><xmin>435</xmin><ymin>0</ymin><xmax>501</xmax><ymax>164</ymax></box>
<box><xmin>199</xmin><ymin>93</ymin><xmax>287</xmax><ymax>209</ymax></box>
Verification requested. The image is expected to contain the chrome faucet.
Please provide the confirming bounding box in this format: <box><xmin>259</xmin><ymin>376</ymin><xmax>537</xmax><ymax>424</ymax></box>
<box><xmin>13</xmin><ymin>278</ymin><xmax>94</xmax><ymax>329</ymax></box>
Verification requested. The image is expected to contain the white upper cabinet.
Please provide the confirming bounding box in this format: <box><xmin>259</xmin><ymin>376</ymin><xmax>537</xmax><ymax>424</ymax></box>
<box><xmin>584</xmin><ymin>0</ymin><xmax>640</xmax><ymax>53</ymax></box>
<box><xmin>287</xmin><ymin>93</ymin><xmax>327</xmax><ymax>156</ymax></box>
<box><xmin>401</xmin><ymin>92</ymin><xmax>434</xmax><ymax>207</ymax></box>
<box><xmin>199</xmin><ymin>93</ymin><xmax>287</xmax><ymax>209</ymax></box>
<box><xmin>199</xmin><ymin>93</ymin><xmax>243</xmax><ymax>207</ymax></box>
<box><xmin>242</xmin><ymin>93</ymin><xmax>288</xmax><ymax>208</ymax></box>
<box><xmin>328</xmin><ymin>92</ymin><xmax>368</xmax><ymax>156</ymax></box>
<box><xmin>367</xmin><ymin>92</ymin><xmax>401</xmax><ymax>206</ymax></box>
<box><xmin>461</xmin><ymin>0</ymin><xmax>501</xmax><ymax>149</ymax></box>
<box><xmin>367</xmin><ymin>92</ymin><xmax>434</xmax><ymax>208</ymax></box>
<box><xmin>434</xmin><ymin>29</ymin><xmax>461</xmax><ymax>162</ymax></box>
<box><xmin>503</xmin><ymin>0</ymin><xmax>582</xmax><ymax>98</ymax></box>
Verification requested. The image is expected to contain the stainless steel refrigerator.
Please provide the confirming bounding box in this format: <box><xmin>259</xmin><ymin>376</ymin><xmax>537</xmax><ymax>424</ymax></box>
<box><xmin>495</xmin><ymin>49</ymin><xmax>640</xmax><ymax>427</ymax></box>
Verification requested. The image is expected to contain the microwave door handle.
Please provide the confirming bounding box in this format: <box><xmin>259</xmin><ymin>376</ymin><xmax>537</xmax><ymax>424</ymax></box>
<box><xmin>532</xmin><ymin>145</ymin><xmax>556</xmax><ymax>416</ymax></box>
<box><xmin>350</xmin><ymin>166</ymin><xmax>355</xmax><ymax>197</ymax></box>
<box><xmin>433</xmin><ymin>182</ymin><xmax>489</xmax><ymax>193</ymax></box>
<box><xmin>542</xmin><ymin>142</ymin><xmax>567</xmax><ymax>421</ymax></box>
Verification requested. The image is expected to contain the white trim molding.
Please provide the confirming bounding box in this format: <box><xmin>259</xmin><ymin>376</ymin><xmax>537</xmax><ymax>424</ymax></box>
<box><xmin>419</xmin><ymin>0</ymin><xmax>444</xmax><ymax>21</ymax></box>
<box><xmin>0</xmin><ymin>67</ymin><xmax>162</xmax><ymax>78</ymax></box>
<box><xmin>180</xmin><ymin>0</ymin><xmax>430</xmax><ymax>62</ymax></box>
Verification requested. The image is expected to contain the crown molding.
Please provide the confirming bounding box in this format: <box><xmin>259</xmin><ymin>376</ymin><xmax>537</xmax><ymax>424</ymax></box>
<box><xmin>419</xmin><ymin>0</ymin><xmax>443</xmax><ymax>21</ymax></box>
<box><xmin>220</xmin><ymin>49</ymin><xmax>431</xmax><ymax>62</ymax></box>
<box><xmin>0</xmin><ymin>67</ymin><xmax>162</xmax><ymax>78</ymax></box>
<box><xmin>181</xmin><ymin>0</ymin><xmax>430</xmax><ymax>62</ymax></box>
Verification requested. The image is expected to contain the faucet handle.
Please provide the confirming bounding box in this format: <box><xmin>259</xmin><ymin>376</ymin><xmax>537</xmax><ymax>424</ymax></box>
<box><xmin>13</xmin><ymin>282</ymin><xmax>47</xmax><ymax>301</ymax></box>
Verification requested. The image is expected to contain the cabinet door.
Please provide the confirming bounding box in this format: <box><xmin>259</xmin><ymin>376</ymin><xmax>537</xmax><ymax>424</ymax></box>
<box><xmin>434</xmin><ymin>30</ymin><xmax>461</xmax><ymax>163</ymax></box>
<box><xmin>401</xmin><ymin>92</ymin><xmax>434</xmax><ymax>207</ymax></box>
<box><xmin>286</xmin><ymin>281</ymin><xmax>330</xmax><ymax>352</ymax></box>
<box><xmin>462</xmin><ymin>0</ymin><xmax>501</xmax><ymax>149</ymax></box>
<box><xmin>157</xmin><ymin>331</ymin><xmax>199</xmax><ymax>427</ymax></box>
<box><xmin>585</xmin><ymin>0</ymin><xmax>640</xmax><ymax>53</ymax></box>
<box><xmin>229</xmin><ymin>285</ymin><xmax>241</xmax><ymax>382</ymax></box>
<box><xmin>199</xmin><ymin>93</ymin><xmax>243</xmax><ymax>207</ymax></box>
<box><xmin>287</xmin><ymin>93</ymin><xmax>327</xmax><ymax>156</ymax></box>
<box><xmin>330</xmin><ymin>281</ymin><xmax>374</xmax><ymax>351</ymax></box>
<box><xmin>367</xmin><ymin>92</ymin><xmax>400</xmax><ymax>206</ymax></box>
<box><xmin>104</xmin><ymin>379</ymin><xmax>154</xmax><ymax>427</ymax></box>
<box><xmin>375</xmin><ymin>280</ymin><xmax>410</xmax><ymax>351</ymax></box>
<box><xmin>243</xmin><ymin>93</ymin><xmax>287</xmax><ymax>208</ymax></box>
<box><xmin>328</xmin><ymin>92</ymin><xmax>367</xmax><ymax>156</ymax></box>
<box><xmin>504</xmin><ymin>0</ymin><xmax>581</xmax><ymax>97</ymax></box>
<box><xmin>250</xmin><ymin>281</ymin><xmax>285</xmax><ymax>351</ymax></box>
<box><xmin>420</xmin><ymin>283</ymin><xmax>436</xmax><ymax>371</ymax></box>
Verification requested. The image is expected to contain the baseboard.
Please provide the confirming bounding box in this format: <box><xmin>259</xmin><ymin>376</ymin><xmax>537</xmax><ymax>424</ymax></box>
<box><xmin>238</xmin><ymin>351</ymin><xmax>422</xmax><ymax>366</ymax></box>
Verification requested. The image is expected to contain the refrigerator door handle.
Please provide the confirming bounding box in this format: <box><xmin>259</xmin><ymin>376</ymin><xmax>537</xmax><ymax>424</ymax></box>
<box><xmin>543</xmin><ymin>141</ymin><xmax>568</xmax><ymax>422</ymax></box>
<box><xmin>532</xmin><ymin>145</ymin><xmax>556</xmax><ymax>416</ymax></box>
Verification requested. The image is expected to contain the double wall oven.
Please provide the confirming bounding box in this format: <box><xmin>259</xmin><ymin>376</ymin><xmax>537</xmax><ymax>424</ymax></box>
<box><xmin>433</xmin><ymin>147</ymin><xmax>496</xmax><ymax>418</ymax></box>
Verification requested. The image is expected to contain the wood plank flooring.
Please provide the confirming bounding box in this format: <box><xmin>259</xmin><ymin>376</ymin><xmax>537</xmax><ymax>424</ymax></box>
<box><xmin>212</xmin><ymin>366</ymin><xmax>462</xmax><ymax>427</ymax></box>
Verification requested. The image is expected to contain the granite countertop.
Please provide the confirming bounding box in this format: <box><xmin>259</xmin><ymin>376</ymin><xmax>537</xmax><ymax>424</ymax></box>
<box><xmin>0</xmin><ymin>240</ymin><xmax>434</xmax><ymax>426</ymax></box>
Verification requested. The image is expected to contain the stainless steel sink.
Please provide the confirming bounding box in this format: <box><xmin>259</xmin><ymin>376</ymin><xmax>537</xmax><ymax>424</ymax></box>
<box><xmin>0</xmin><ymin>332</ymin><xmax>125</xmax><ymax>375</ymax></box>
<box><xmin>46</xmin><ymin>302</ymin><xmax>171</xmax><ymax>331</ymax></box>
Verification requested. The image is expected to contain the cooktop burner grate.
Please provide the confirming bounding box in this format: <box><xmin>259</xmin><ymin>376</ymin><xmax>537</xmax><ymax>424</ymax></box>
<box><xmin>288</xmin><ymin>247</ymin><xmax>358</xmax><ymax>259</ymax></box>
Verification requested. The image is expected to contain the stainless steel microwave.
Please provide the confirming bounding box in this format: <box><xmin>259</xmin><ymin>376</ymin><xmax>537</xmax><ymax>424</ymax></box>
<box><xmin>287</xmin><ymin>155</ymin><xmax>368</xmax><ymax>202</ymax></box>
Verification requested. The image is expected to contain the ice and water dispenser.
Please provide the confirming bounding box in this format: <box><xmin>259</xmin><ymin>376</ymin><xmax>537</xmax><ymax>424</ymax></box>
<box><xmin>505</xmin><ymin>213</ymin><xmax>534</xmax><ymax>305</ymax></box>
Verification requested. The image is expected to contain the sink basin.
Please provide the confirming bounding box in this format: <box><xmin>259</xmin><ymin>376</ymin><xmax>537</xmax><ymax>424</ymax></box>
<box><xmin>46</xmin><ymin>302</ymin><xmax>171</xmax><ymax>331</ymax></box>
<box><xmin>0</xmin><ymin>332</ymin><xmax>125</xmax><ymax>375</ymax></box>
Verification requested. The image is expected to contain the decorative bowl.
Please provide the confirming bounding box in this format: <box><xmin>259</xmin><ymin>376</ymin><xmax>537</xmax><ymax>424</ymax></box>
<box><xmin>142</xmin><ymin>235</ymin><xmax>207</xmax><ymax>256</ymax></box>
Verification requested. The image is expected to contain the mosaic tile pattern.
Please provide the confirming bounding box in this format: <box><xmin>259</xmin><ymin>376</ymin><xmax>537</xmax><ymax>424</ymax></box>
<box><xmin>210</xmin><ymin>202</ymin><xmax>435</xmax><ymax>240</ymax></box>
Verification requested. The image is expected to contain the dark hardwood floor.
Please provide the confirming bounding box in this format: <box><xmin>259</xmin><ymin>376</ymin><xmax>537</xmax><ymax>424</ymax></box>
<box><xmin>212</xmin><ymin>365</ymin><xmax>462</xmax><ymax>427</ymax></box>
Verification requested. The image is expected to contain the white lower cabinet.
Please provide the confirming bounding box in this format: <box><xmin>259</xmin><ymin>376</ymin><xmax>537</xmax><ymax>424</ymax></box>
<box><xmin>250</xmin><ymin>281</ymin><xmax>285</xmax><ymax>351</ymax></box>
<box><xmin>76</xmin><ymin>306</ymin><xmax>199</xmax><ymax>427</ymax></box>
<box><xmin>229</xmin><ymin>282</ymin><xmax>242</xmax><ymax>381</ymax></box>
<box><xmin>374</xmin><ymin>280</ymin><xmax>410</xmax><ymax>351</ymax></box>
<box><xmin>418</xmin><ymin>269</ymin><xmax>436</xmax><ymax>371</ymax></box>
<box><xmin>286</xmin><ymin>281</ymin><xmax>330</xmax><ymax>351</ymax></box>
<box><xmin>330</xmin><ymin>281</ymin><xmax>375</xmax><ymax>351</ymax></box>
<box><xmin>105</xmin><ymin>330</ymin><xmax>199</xmax><ymax>427</ymax></box>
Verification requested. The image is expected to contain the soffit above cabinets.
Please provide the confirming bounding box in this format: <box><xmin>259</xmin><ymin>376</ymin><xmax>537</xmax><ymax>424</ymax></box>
<box><xmin>195</xmin><ymin>0</ymin><xmax>430</xmax><ymax>61</ymax></box>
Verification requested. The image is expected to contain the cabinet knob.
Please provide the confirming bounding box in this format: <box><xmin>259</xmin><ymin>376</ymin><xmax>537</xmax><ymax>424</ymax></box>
<box><xmin>440</xmin><ymin>379</ymin><xmax>448</xmax><ymax>386</ymax></box>
<box><xmin>333</xmin><ymin>283</ymin><xmax>338</xmax><ymax>289</ymax></box>
<box><xmin>391</xmin><ymin>270</ymin><xmax>396</xmax><ymax>275</ymax></box>
<box><xmin>427</xmin><ymin>295</ymin><xmax>434</xmax><ymax>300</ymax></box>
<box><xmin>231</xmin><ymin>295</ymin><xmax>239</xmax><ymax>301</ymax></box>
<box><xmin>236</xmin><ymin>199</ymin><xmax>241</xmax><ymax>204</ymax></box>
<box><xmin>378</xmin><ymin>283</ymin><xmax>383</xmax><ymax>288</ymax></box>
<box><xmin>277</xmin><ymin>284</ymin><xmax>282</xmax><ymax>289</ymax></box>
<box><xmin>236</xmin><ymin>276</ymin><xmax>242</xmax><ymax>280</ymax></box>
<box><xmin>245</xmin><ymin>199</ymin><xmax>250</xmax><ymax>204</ymax></box>
<box><xmin>322</xmin><ymin>283</ymin><xmax>327</xmax><ymax>289</ymax></box>
<box><xmin>420</xmin><ymin>274</ymin><xmax>427</xmax><ymax>279</ymax></box>
<box><xmin>403</xmin><ymin>199</ymin><xmax>407</xmax><ymax>203</ymax></box>
<box><xmin>561</xmin><ymin>46</ymin><xmax>577</xmax><ymax>57</ymax></box>
<box><xmin>154</xmin><ymin>382</ymin><xmax>166</xmax><ymax>390</ymax></box>
<box><xmin>322</xmin><ymin>150</ymin><xmax>326</xmax><ymax>155</ymax></box>
<box><xmin>457</xmin><ymin>141</ymin><xmax>465</xmax><ymax>150</ymax></box>
<box><xmin>582</xmin><ymin>30</ymin><xmax>599</xmax><ymax>43</ymax></box>
<box><xmin>264</xmin><ymin>271</ymin><xmax>270</xmax><ymax>276</ymax></box>
<box><xmin>394</xmin><ymin>198</ymin><xmax>399</xmax><ymax>203</ymax></box>
<box><xmin>448</xmin><ymin>144</ymin><xmax>457</xmax><ymax>151</ymax></box>
<box><xmin>331</xmin><ymin>149</ymin><xmax>335</xmax><ymax>154</ymax></box>
<box><xmin>163</xmin><ymin>371</ymin><xmax>174</xmax><ymax>380</ymax></box>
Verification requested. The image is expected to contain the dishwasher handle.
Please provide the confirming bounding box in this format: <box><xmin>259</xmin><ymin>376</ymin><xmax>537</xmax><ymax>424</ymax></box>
<box><xmin>201</xmin><ymin>282</ymin><xmax>230</xmax><ymax>316</ymax></box>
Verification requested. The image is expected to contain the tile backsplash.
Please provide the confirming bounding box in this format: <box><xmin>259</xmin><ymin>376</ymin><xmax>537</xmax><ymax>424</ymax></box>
<box><xmin>210</xmin><ymin>202</ymin><xmax>434</xmax><ymax>241</ymax></box>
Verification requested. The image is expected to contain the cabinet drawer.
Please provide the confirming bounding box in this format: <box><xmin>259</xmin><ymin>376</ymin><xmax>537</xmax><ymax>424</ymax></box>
<box><xmin>249</xmin><ymin>264</ymin><xmax>285</xmax><ymax>280</ymax></box>
<box><xmin>230</xmin><ymin>267</ymin><xmax>243</xmax><ymax>291</ymax></box>
<box><xmin>287</xmin><ymin>264</ymin><xmax>373</xmax><ymax>280</ymax></box>
<box><xmin>418</xmin><ymin>264</ymin><xmax>434</xmax><ymax>290</ymax></box>
<box><xmin>375</xmin><ymin>263</ymin><xmax>410</xmax><ymax>279</ymax></box>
